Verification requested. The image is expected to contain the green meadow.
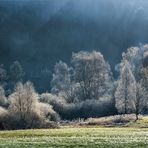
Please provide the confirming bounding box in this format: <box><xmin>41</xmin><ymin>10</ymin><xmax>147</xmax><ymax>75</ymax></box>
<box><xmin>0</xmin><ymin>127</ymin><xmax>147</xmax><ymax>148</ymax></box>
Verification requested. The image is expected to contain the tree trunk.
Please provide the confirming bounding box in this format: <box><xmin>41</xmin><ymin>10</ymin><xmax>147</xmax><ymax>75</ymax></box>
<box><xmin>135</xmin><ymin>111</ymin><xmax>139</xmax><ymax>121</ymax></box>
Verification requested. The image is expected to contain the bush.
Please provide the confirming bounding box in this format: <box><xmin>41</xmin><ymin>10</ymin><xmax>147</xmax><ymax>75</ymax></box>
<box><xmin>5</xmin><ymin>111</ymin><xmax>44</xmax><ymax>130</ymax></box>
<box><xmin>0</xmin><ymin>107</ymin><xmax>8</xmax><ymax>129</ymax></box>
<box><xmin>60</xmin><ymin>100</ymin><xmax>116</xmax><ymax>120</ymax></box>
<box><xmin>6</xmin><ymin>82</ymin><xmax>44</xmax><ymax>129</ymax></box>
<box><xmin>0</xmin><ymin>86</ymin><xmax>8</xmax><ymax>107</ymax></box>
<box><xmin>38</xmin><ymin>102</ymin><xmax>60</xmax><ymax>122</ymax></box>
<box><xmin>40</xmin><ymin>93</ymin><xmax>116</xmax><ymax>120</ymax></box>
<box><xmin>84</xmin><ymin>114</ymin><xmax>140</xmax><ymax>126</ymax></box>
<box><xmin>39</xmin><ymin>93</ymin><xmax>66</xmax><ymax>117</ymax></box>
<box><xmin>2</xmin><ymin>82</ymin><xmax>59</xmax><ymax>130</ymax></box>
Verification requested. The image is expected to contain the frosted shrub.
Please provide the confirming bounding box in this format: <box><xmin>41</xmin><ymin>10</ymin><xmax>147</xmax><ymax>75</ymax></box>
<box><xmin>0</xmin><ymin>107</ymin><xmax>8</xmax><ymax>129</ymax></box>
<box><xmin>0</xmin><ymin>86</ymin><xmax>8</xmax><ymax>107</ymax></box>
<box><xmin>7</xmin><ymin>82</ymin><xmax>46</xmax><ymax>129</ymax></box>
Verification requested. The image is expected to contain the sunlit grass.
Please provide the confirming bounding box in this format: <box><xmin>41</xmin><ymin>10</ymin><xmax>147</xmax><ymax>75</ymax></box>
<box><xmin>127</xmin><ymin>116</ymin><xmax>148</xmax><ymax>128</ymax></box>
<box><xmin>0</xmin><ymin>127</ymin><xmax>147</xmax><ymax>148</ymax></box>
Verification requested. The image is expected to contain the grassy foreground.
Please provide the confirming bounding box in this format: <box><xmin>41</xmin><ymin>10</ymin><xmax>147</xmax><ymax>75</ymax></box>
<box><xmin>0</xmin><ymin>127</ymin><xmax>147</xmax><ymax>148</ymax></box>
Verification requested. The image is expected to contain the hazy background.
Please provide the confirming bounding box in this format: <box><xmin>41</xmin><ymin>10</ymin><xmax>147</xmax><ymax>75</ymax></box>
<box><xmin>1</xmin><ymin>0</ymin><xmax>148</xmax><ymax>92</ymax></box>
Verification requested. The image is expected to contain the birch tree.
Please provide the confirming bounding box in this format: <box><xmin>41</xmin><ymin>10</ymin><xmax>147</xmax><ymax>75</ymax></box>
<box><xmin>8</xmin><ymin>82</ymin><xmax>44</xmax><ymax>129</ymax></box>
<box><xmin>51</xmin><ymin>61</ymin><xmax>71</xmax><ymax>94</ymax></box>
<box><xmin>134</xmin><ymin>82</ymin><xmax>147</xmax><ymax>120</ymax></box>
<box><xmin>72</xmin><ymin>51</ymin><xmax>113</xmax><ymax>101</ymax></box>
<box><xmin>115</xmin><ymin>60</ymin><xmax>136</xmax><ymax>114</ymax></box>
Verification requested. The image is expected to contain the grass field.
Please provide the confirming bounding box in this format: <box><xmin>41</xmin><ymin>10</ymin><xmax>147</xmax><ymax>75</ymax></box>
<box><xmin>0</xmin><ymin>127</ymin><xmax>147</xmax><ymax>148</ymax></box>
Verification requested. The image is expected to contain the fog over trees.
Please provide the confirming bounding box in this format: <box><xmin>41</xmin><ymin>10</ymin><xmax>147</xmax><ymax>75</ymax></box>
<box><xmin>1</xmin><ymin>0</ymin><xmax>148</xmax><ymax>92</ymax></box>
<box><xmin>0</xmin><ymin>44</ymin><xmax>147</xmax><ymax>129</ymax></box>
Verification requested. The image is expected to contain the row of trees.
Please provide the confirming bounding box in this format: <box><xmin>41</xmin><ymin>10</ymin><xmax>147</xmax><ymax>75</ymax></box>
<box><xmin>50</xmin><ymin>45</ymin><xmax>148</xmax><ymax>120</ymax></box>
<box><xmin>115</xmin><ymin>46</ymin><xmax>148</xmax><ymax>120</ymax></box>
<box><xmin>0</xmin><ymin>45</ymin><xmax>147</xmax><ymax>129</ymax></box>
<box><xmin>0</xmin><ymin>61</ymin><xmax>24</xmax><ymax>93</ymax></box>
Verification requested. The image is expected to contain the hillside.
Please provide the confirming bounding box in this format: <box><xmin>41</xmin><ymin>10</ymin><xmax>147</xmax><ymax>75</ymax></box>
<box><xmin>1</xmin><ymin>0</ymin><xmax>148</xmax><ymax>91</ymax></box>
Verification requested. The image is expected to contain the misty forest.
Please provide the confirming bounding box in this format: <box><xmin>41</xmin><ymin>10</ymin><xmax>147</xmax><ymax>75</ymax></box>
<box><xmin>0</xmin><ymin>1</ymin><xmax>148</xmax><ymax>147</ymax></box>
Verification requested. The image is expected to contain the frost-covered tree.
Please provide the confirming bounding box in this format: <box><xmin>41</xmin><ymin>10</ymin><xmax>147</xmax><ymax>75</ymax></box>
<box><xmin>10</xmin><ymin>61</ymin><xmax>25</xmax><ymax>83</ymax></box>
<box><xmin>50</xmin><ymin>61</ymin><xmax>77</xmax><ymax>102</ymax></box>
<box><xmin>143</xmin><ymin>47</ymin><xmax>148</xmax><ymax>67</ymax></box>
<box><xmin>141</xmin><ymin>49</ymin><xmax>148</xmax><ymax>92</ymax></box>
<box><xmin>134</xmin><ymin>82</ymin><xmax>147</xmax><ymax>120</ymax></box>
<box><xmin>142</xmin><ymin>67</ymin><xmax>148</xmax><ymax>91</ymax></box>
<box><xmin>8</xmin><ymin>82</ymin><xmax>44</xmax><ymax>129</ymax></box>
<box><xmin>72</xmin><ymin>51</ymin><xmax>113</xmax><ymax>101</ymax></box>
<box><xmin>115</xmin><ymin>60</ymin><xmax>136</xmax><ymax>114</ymax></box>
<box><xmin>121</xmin><ymin>47</ymin><xmax>143</xmax><ymax>81</ymax></box>
<box><xmin>0</xmin><ymin>64</ymin><xmax>7</xmax><ymax>87</ymax></box>
<box><xmin>0</xmin><ymin>86</ymin><xmax>7</xmax><ymax>107</ymax></box>
<box><xmin>51</xmin><ymin>61</ymin><xmax>71</xmax><ymax>94</ymax></box>
<box><xmin>0</xmin><ymin>106</ymin><xmax>8</xmax><ymax>129</ymax></box>
<box><xmin>115</xmin><ymin>45</ymin><xmax>148</xmax><ymax>115</ymax></box>
<box><xmin>121</xmin><ymin>45</ymin><xmax>148</xmax><ymax>81</ymax></box>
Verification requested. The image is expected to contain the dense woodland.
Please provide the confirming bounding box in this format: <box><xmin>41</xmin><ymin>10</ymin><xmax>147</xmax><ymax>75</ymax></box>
<box><xmin>0</xmin><ymin>45</ymin><xmax>148</xmax><ymax>129</ymax></box>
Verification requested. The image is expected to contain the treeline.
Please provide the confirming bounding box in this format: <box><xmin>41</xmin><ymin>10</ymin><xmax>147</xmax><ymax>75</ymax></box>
<box><xmin>0</xmin><ymin>45</ymin><xmax>148</xmax><ymax>129</ymax></box>
<box><xmin>0</xmin><ymin>61</ymin><xmax>25</xmax><ymax>95</ymax></box>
